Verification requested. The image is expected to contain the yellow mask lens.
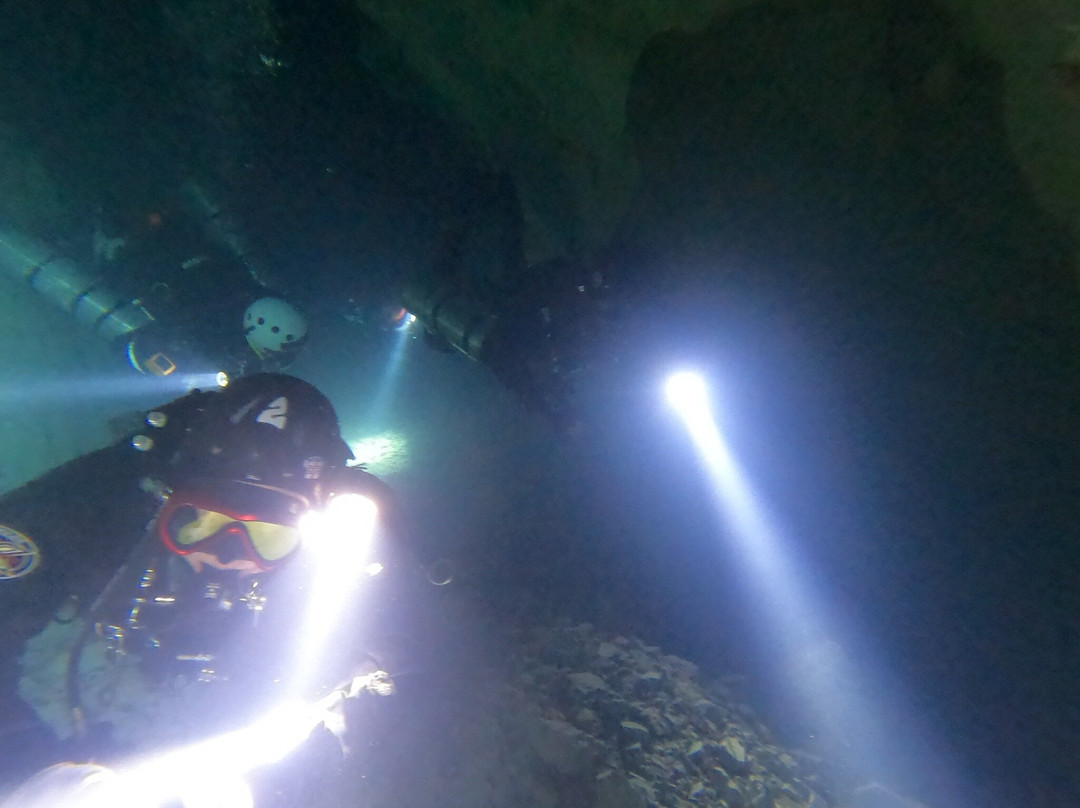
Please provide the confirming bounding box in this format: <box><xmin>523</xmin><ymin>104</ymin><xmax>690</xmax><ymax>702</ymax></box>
<box><xmin>175</xmin><ymin>508</ymin><xmax>235</xmax><ymax>546</ymax></box>
<box><xmin>244</xmin><ymin>521</ymin><xmax>301</xmax><ymax>561</ymax></box>
<box><xmin>172</xmin><ymin>507</ymin><xmax>300</xmax><ymax>563</ymax></box>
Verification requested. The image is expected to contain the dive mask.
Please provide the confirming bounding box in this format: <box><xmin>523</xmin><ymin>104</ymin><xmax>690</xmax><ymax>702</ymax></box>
<box><xmin>159</xmin><ymin>481</ymin><xmax>310</xmax><ymax>572</ymax></box>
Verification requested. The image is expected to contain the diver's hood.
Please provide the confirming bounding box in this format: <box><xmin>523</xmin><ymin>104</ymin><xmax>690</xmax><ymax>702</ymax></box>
<box><xmin>138</xmin><ymin>373</ymin><xmax>353</xmax><ymax>497</ymax></box>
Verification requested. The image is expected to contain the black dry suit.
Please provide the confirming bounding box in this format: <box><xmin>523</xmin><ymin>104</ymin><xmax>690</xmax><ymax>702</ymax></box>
<box><xmin>0</xmin><ymin>373</ymin><xmax>398</xmax><ymax>746</ymax></box>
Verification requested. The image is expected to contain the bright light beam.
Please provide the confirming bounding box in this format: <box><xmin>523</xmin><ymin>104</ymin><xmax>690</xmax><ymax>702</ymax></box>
<box><xmin>0</xmin><ymin>370</ymin><xmax>215</xmax><ymax>407</ymax></box>
<box><xmin>93</xmin><ymin>680</ymin><xmax>376</xmax><ymax>808</ymax></box>
<box><xmin>665</xmin><ymin>371</ymin><xmax>807</xmax><ymax>610</ymax></box>
<box><xmin>292</xmin><ymin>494</ymin><xmax>380</xmax><ymax>692</ymax></box>
<box><xmin>664</xmin><ymin>369</ymin><xmax>958</xmax><ymax>802</ymax></box>
<box><xmin>665</xmin><ymin>371</ymin><xmax>710</xmax><ymax>421</ymax></box>
<box><xmin>363</xmin><ymin>323</ymin><xmax>413</xmax><ymax>427</ymax></box>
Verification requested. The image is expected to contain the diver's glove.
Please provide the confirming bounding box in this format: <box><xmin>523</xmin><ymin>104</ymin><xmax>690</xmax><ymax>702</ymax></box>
<box><xmin>317</xmin><ymin>668</ymin><xmax>395</xmax><ymax>756</ymax></box>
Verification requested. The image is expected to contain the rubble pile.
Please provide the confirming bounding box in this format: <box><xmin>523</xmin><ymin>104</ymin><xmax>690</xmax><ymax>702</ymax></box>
<box><xmin>505</xmin><ymin>622</ymin><xmax>832</xmax><ymax>808</ymax></box>
<box><xmin>334</xmin><ymin>615</ymin><xmax>852</xmax><ymax>808</ymax></box>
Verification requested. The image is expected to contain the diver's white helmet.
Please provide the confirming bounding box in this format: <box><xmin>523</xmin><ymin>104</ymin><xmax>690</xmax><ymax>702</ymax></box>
<box><xmin>243</xmin><ymin>297</ymin><xmax>308</xmax><ymax>357</ymax></box>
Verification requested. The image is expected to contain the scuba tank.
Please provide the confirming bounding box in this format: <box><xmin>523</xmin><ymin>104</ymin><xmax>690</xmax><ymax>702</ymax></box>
<box><xmin>0</xmin><ymin>226</ymin><xmax>153</xmax><ymax>343</ymax></box>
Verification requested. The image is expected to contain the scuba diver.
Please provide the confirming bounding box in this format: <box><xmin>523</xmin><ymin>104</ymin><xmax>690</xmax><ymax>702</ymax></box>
<box><xmin>391</xmin><ymin>166</ymin><xmax>633</xmax><ymax>430</ymax></box>
<box><xmin>0</xmin><ymin>177</ymin><xmax>311</xmax><ymax>395</ymax></box>
<box><xmin>94</xmin><ymin>183</ymin><xmax>311</xmax><ymax>381</ymax></box>
<box><xmin>0</xmin><ymin>373</ymin><xmax>408</xmax><ymax>768</ymax></box>
<box><xmin>402</xmin><ymin>250</ymin><xmax>619</xmax><ymax>430</ymax></box>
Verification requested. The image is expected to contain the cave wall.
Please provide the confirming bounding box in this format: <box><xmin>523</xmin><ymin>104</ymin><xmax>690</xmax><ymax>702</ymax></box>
<box><xmin>349</xmin><ymin>0</ymin><xmax>1080</xmax><ymax>271</ymax></box>
<box><xmin>939</xmin><ymin>0</ymin><xmax>1080</xmax><ymax>253</ymax></box>
<box><xmin>4</xmin><ymin>0</ymin><xmax>1078</xmax><ymax>272</ymax></box>
<box><xmin>348</xmin><ymin>0</ymin><xmax>744</xmax><ymax>262</ymax></box>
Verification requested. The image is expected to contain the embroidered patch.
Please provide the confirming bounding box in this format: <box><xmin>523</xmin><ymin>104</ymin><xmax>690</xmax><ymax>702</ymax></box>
<box><xmin>0</xmin><ymin>524</ymin><xmax>41</xmax><ymax>580</ymax></box>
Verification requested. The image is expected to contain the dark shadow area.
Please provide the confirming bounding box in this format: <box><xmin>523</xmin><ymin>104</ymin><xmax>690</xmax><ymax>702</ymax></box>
<box><xmin>592</xmin><ymin>1</ymin><xmax>1080</xmax><ymax>805</ymax></box>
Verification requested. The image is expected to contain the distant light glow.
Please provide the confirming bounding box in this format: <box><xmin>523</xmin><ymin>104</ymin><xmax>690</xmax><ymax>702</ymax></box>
<box><xmin>346</xmin><ymin>432</ymin><xmax>409</xmax><ymax>474</ymax></box>
<box><xmin>665</xmin><ymin>370</ymin><xmax>709</xmax><ymax>416</ymax></box>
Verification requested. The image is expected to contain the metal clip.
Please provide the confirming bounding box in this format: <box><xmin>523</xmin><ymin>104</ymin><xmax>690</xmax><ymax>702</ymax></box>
<box><xmin>99</xmin><ymin>623</ymin><xmax>126</xmax><ymax>657</ymax></box>
<box><xmin>126</xmin><ymin>597</ymin><xmax>147</xmax><ymax>629</ymax></box>
<box><xmin>239</xmin><ymin>580</ymin><xmax>266</xmax><ymax>612</ymax></box>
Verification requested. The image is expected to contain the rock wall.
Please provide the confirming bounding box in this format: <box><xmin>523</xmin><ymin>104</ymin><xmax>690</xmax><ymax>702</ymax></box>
<box><xmin>349</xmin><ymin>0</ymin><xmax>740</xmax><ymax>262</ymax></box>
<box><xmin>349</xmin><ymin>0</ymin><xmax>1080</xmax><ymax>277</ymax></box>
<box><xmin>5</xmin><ymin>0</ymin><xmax>1078</xmax><ymax>275</ymax></box>
<box><xmin>940</xmin><ymin>0</ymin><xmax>1080</xmax><ymax>253</ymax></box>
